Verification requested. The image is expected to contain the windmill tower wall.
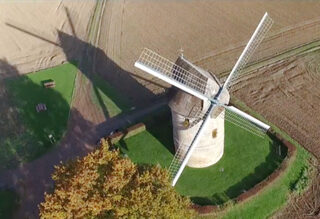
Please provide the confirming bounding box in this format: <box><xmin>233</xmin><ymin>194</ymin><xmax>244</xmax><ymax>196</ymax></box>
<box><xmin>170</xmin><ymin>108</ymin><xmax>225</xmax><ymax>168</ymax></box>
<box><xmin>169</xmin><ymin>56</ymin><xmax>230</xmax><ymax>168</ymax></box>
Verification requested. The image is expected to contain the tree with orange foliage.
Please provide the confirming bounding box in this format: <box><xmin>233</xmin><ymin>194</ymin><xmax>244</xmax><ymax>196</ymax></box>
<box><xmin>39</xmin><ymin>140</ymin><xmax>195</xmax><ymax>219</ymax></box>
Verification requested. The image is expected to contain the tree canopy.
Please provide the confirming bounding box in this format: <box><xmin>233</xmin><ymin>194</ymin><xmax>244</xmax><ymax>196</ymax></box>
<box><xmin>39</xmin><ymin>140</ymin><xmax>195</xmax><ymax>219</ymax></box>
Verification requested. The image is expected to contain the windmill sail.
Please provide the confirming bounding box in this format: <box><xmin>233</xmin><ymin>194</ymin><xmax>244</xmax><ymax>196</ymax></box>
<box><xmin>223</xmin><ymin>12</ymin><xmax>273</xmax><ymax>89</ymax></box>
<box><xmin>134</xmin><ymin>48</ymin><xmax>214</xmax><ymax>101</ymax></box>
<box><xmin>221</xmin><ymin>106</ymin><xmax>270</xmax><ymax>137</ymax></box>
<box><xmin>167</xmin><ymin>143</ymin><xmax>188</xmax><ymax>184</ymax></box>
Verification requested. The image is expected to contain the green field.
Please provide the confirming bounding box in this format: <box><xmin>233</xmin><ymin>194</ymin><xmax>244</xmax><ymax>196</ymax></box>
<box><xmin>0</xmin><ymin>189</ymin><xmax>18</xmax><ymax>219</ymax></box>
<box><xmin>0</xmin><ymin>63</ymin><xmax>77</xmax><ymax>168</ymax></box>
<box><xmin>91</xmin><ymin>74</ymin><xmax>130</xmax><ymax>118</ymax></box>
<box><xmin>116</xmin><ymin>110</ymin><xmax>285</xmax><ymax>206</ymax></box>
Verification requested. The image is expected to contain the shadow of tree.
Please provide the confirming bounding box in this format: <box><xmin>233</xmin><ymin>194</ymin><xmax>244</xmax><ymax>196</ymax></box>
<box><xmin>0</xmin><ymin>60</ymin><xmax>79</xmax><ymax>170</ymax></box>
<box><xmin>0</xmin><ymin>188</ymin><xmax>19</xmax><ymax>219</ymax></box>
<box><xmin>0</xmin><ymin>60</ymin><xmax>34</xmax><ymax>169</ymax></box>
<box><xmin>0</xmin><ymin>107</ymin><xmax>100</xmax><ymax>219</ymax></box>
<box><xmin>0</xmin><ymin>61</ymin><xmax>112</xmax><ymax>218</ymax></box>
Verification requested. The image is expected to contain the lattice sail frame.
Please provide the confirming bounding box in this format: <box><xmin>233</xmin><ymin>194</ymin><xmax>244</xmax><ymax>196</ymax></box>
<box><xmin>167</xmin><ymin>143</ymin><xmax>188</xmax><ymax>183</ymax></box>
<box><xmin>224</xmin><ymin>12</ymin><xmax>274</xmax><ymax>89</ymax></box>
<box><xmin>221</xmin><ymin>108</ymin><xmax>267</xmax><ymax>137</ymax></box>
<box><xmin>135</xmin><ymin>48</ymin><xmax>215</xmax><ymax>101</ymax></box>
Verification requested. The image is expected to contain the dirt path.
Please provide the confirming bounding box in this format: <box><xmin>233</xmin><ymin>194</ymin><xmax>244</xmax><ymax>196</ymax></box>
<box><xmin>71</xmin><ymin>0</ymin><xmax>107</xmax><ymax>126</ymax></box>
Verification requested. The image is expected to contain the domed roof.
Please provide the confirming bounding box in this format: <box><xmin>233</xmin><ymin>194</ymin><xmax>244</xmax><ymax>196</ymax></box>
<box><xmin>168</xmin><ymin>56</ymin><xmax>229</xmax><ymax>118</ymax></box>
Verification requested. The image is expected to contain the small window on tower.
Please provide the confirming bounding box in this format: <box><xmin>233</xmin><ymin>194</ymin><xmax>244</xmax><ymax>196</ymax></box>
<box><xmin>212</xmin><ymin>129</ymin><xmax>217</xmax><ymax>138</ymax></box>
<box><xmin>183</xmin><ymin>119</ymin><xmax>190</xmax><ymax>128</ymax></box>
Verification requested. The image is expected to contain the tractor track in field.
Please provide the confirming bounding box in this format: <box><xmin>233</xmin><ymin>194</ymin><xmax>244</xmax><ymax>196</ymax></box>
<box><xmin>193</xmin><ymin>17</ymin><xmax>320</xmax><ymax>77</ymax></box>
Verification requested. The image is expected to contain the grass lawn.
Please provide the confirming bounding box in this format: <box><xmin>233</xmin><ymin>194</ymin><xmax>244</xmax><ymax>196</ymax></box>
<box><xmin>0</xmin><ymin>189</ymin><xmax>18</xmax><ymax>219</ymax></box>
<box><xmin>200</xmin><ymin>133</ymin><xmax>310</xmax><ymax>219</ymax></box>
<box><xmin>214</xmin><ymin>147</ymin><xmax>309</xmax><ymax>219</ymax></box>
<box><xmin>91</xmin><ymin>74</ymin><xmax>131</xmax><ymax>118</ymax></box>
<box><xmin>116</xmin><ymin>110</ymin><xmax>285</xmax><ymax>206</ymax></box>
<box><xmin>201</xmin><ymin>99</ymin><xmax>311</xmax><ymax>219</ymax></box>
<box><xmin>1</xmin><ymin>63</ymin><xmax>77</xmax><ymax>167</ymax></box>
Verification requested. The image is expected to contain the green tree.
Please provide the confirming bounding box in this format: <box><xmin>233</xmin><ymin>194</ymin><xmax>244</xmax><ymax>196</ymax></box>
<box><xmin>39</xmin><ymin>140</ymin><xmax>195</xmax><ymax>219</ymax></box>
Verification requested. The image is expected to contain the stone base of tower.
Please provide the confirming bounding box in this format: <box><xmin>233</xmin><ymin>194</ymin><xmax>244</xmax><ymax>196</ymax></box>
<box><xmin>171</xmin><ymin>111</ymin><xmax>225</xmax><ymax>168</ymax></box>
<box><xmin>185</xmin><ymin>144</ymin><xmax>224</xmax><ymax>168</ymax></box>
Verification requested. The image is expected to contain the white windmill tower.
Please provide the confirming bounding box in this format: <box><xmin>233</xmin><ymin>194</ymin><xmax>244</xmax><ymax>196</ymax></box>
<box><xmin>134</xmin><ymin>13</ymin><xmax>273</xmax><ymax>186</ymax></box>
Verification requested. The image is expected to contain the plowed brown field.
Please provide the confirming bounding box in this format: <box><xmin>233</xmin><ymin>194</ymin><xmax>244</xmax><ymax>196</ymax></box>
<box><xmin>97</xmin><ymin>1</ymin><xmax>320</xmax><ymax>104</ymax></box>
<box><xmin>232</xmin><ymin>49</ymin><xmax>320</xmax><ymax>158</ymax></box>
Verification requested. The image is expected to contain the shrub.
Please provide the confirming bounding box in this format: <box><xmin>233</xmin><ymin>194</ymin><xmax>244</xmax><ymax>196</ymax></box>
<box><xmin>291</xmin><ymin>166</ymin><xmax>309</xmax><ymax>194</ymax></box>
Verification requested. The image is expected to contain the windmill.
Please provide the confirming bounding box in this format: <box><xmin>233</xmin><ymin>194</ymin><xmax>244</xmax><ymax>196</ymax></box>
<box><xmin>134</xmin><ymin>12</ymin><xmax>273</xmax><ymax>186</ymax></box>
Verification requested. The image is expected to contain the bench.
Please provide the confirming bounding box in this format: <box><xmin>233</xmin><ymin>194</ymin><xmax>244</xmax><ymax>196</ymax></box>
<box><xmin>44</xmin><ymin>81</ymin><xmax>56</xmax><ymax>88</ymax></box>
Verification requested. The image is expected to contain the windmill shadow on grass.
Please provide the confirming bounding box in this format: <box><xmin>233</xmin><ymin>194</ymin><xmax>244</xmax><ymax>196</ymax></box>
<box><xmin>6</xmin><ymin>7</ymin><xmax>167</xmax><ymax>119</ymax></box>
<box><xmin>115</xmin><ymin>90</ymin><xmax>177</xmax><ymax>154</ymax></box>
<box><xmin>116</xmin><ymin>105</ymin><xmax>175</xmax><ymax>155</ymax></box>
<box><xmin>58</xmin><ymin>31</ymin><xmax>167</xmax><ymax>116</ymax></box>
<box><xmin>191</xmin><ymin>135</ymin><xmax>287</xmax><ymax>206</ymax></box>
<box><xmin>143</xmin><ymin>107</ymin><xmax>175</xmax><ymax>155</ymax></box>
